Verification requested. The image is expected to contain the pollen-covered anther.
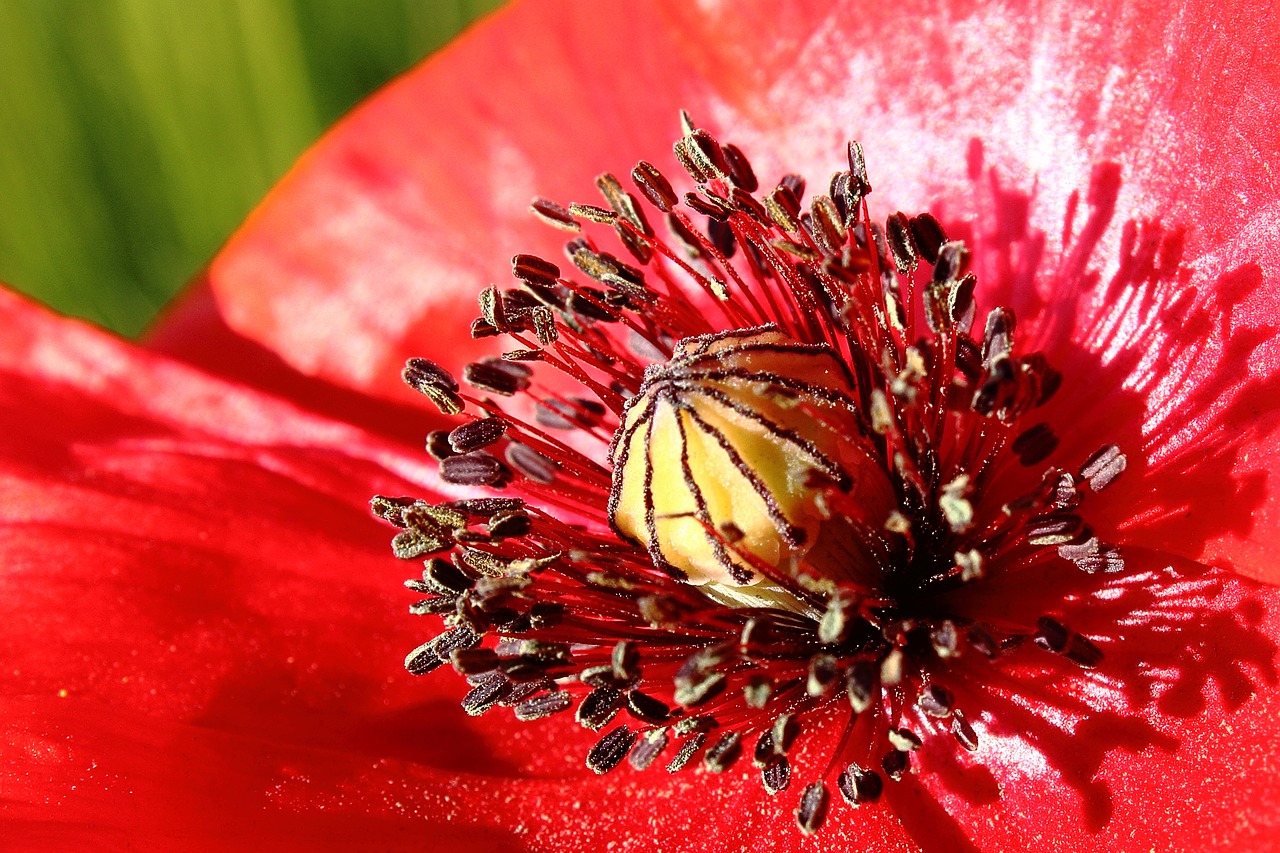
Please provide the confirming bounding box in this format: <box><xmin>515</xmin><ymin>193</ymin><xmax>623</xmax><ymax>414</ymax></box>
<box><xmin>402</xmin><ymin>357</ymin><xmax>464</xmax><ymax>414</ymax></box>
<box><xmin>1081</xmin><ymin>443</ymin><xmax>1127</xmax><ymax>491</ymax></box>
<box><xmin>587</xmin><ymin>725</ymin><xmax>638</xmax><ymax>774</ymax></box>
<box><xmin>955</xmin><ymin>548</ymin><xmax>985</xmax><ymax>582</ymax></box>
<box><xmin>882</xmin><ymin>749</ymin><xmax>911</xmax><ymax>782</ymax></box>
<box><xmin>939</xmin><ymin>474</ymin><xmax>975</xmax><ymax>532</ymax></box>
<box><xmin>838</xmin><ymin>764</ymin><xmax>884</xmax><ymax>805</ymax></box>
<box><xmin>918</xmin><ymin>683</ymin><xmax>955</xmax><ymax>718</ymax></box>
<box><xmin>796</xmin><ymin>782</ymin><xmax>831</xmax><ymax>835</ymax></box>
<box><xmin>629</xmin><ymin>728</ymin><xmax>669</xmax><ymax>770</ymax></box>
<box><xmin>887</xmin><ymin>728</ymin><xmax>923</xmax><ymax>752</ymax></box>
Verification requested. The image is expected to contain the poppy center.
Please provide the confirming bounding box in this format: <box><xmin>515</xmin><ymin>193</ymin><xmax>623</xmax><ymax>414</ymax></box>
<box><xmin>378</xmin><ymin>114</ymin><xmax>1128</xmax><ymax>835</ymax></box>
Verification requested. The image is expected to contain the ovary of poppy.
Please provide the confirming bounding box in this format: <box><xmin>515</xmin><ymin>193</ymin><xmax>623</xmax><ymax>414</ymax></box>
<box><xmin>609</xmin><ymin>327</ymin><xmax>873</xmax><ymax>587</ymax></box>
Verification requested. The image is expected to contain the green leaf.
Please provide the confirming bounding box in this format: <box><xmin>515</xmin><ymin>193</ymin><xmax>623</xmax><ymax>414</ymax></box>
<box><xmin>0</xmin><ymin>0</ymin><xmax>505</xmax><ymax>336</ymax></box>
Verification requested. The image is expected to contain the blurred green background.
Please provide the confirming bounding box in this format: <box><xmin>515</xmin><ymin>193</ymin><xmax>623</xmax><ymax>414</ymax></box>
<box><xmin>0</xmin><ymin>0</ymin><xmax>504</xmax><ymax>337</ymax></box>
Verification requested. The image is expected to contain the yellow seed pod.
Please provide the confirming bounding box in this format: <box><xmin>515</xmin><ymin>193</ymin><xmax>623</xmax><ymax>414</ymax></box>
<box><xmin>609</xmin><ymin>326</ymin><xmax>862</xmax><ymax>587</ymax></box>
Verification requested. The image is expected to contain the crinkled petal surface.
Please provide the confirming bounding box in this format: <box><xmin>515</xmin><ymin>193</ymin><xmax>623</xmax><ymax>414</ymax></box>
<box><xmin>9</xmin><ymin>0</ymin><xmax>1280</xmax><ymax>849</ymax></box>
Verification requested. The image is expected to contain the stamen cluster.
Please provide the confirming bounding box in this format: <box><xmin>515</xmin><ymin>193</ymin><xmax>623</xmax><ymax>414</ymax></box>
<box><xmin>376</xmin><ymin>114</ymin><xmax>1127</xmax><ymax>834</ymax></box>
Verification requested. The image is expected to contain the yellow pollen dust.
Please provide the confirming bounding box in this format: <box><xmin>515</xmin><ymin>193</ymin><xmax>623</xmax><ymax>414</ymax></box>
<box><xmin>609</xmin><ymin>327</ymin><xmax>868</xmax><ymax>593</ymax></box>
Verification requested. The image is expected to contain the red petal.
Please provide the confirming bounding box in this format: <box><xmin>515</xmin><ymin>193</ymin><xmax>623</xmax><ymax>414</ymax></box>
<box><xmin>0</xmin><ymin>291</ymin><xmax>461</xmax><ymax>844</ymax></box>
<box><xmin>146</xmin><ymin>277</ymin><xmax>454</xmax><ymax>443</ymax></box>
<box><xmin>938</xmin><ymin>550</ymin><xmax>1280</xmax><ymax>850</ymax></box>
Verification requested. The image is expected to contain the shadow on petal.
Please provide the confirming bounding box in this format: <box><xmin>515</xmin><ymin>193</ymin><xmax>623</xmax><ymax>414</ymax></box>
<box><xmin>148</xmin><ymin>279</ymin><xmax>450</xmax><ymax>450</ymax></box>
<box><xmin>1</xmin><ymin>697</ymin><xmax>529</xmax><ymax>853</ymax></box>
<box><xmin>936</xmin><ymin>545</ymin><xmax>1278</xmax><ymax>838</ymax></box>
<box><xmin>935</xmin><ymin>148</ymin><xmax>1280</xmax><ymax>582</ymax></box>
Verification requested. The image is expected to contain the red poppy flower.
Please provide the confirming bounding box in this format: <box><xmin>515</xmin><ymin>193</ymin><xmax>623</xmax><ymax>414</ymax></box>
<box><xmin>4</xmin><ymin>0</ymin><xmax>1280</xmax><ymax>850</ymax></box>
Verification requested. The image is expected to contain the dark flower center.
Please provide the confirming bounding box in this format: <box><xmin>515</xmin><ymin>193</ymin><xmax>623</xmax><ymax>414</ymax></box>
<box><xmin>376</xmin><ymin>114</ymin><xmax>1127</xmax><ymax>835</ymax></box>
